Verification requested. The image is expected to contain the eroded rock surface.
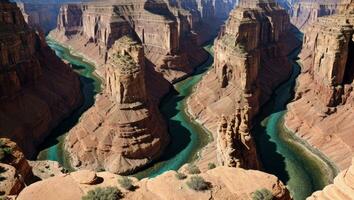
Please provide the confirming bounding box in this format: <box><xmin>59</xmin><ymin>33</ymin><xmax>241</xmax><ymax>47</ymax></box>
<box><xmin>65</xmin><ymin>36</ymin><xmax>169</xmax><ymax>174</ymax></box>
<box><xmin>188</xmin><ymin>0</ymin><xmax>300</xmax><ymax>169</ymax></box>
<box><xmin>285</xmin><ymin>2</ymin><xmax>354</xmax><ymax>170</ymax></box>
<box><xmin>17</xmin><ymin>166</ymin><xmax>291</xmax><ymax>200</ymax></box>
<box><xmin>0</xmin><ymin>1</ymin><xmax>82</xmax><ymax>157</ymax></box>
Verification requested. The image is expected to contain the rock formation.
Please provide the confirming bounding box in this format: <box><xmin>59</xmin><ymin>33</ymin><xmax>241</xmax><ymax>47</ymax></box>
<box><xmin>16</xmin><ymin>166</ymin><xmax>291</xmax><ymax>200</ymax></box>
<box><xmin>188</xmin><ymin>0</ymin><xmax>300</xmax><ymax>169</ymax></box>
<box><xmin>65</xmin><ymin>36</ymin><xmax>169</xmax><ymax>174</ymax></box>
<box><xmin>285</xmin><ymin>1</ymin><xmax>354</xmax><ymax>170</ymax></box>
<box><xmin>17</xmin><ymin>2</ymin><xmax>61</xmax><ymax>33</ymax></box>
<box><xmin>291</xmin><ymin>0</ymin><xmax>346</xmax><ymax>29</ymax></box>
<box><xmin>308</xmin><ymin>157</ymin><xmax>354</xmax><ymax>200</ymax></box>
<box><xmin>0</xmin><ymin>138</ymin><xmax>34</xmax><ymax>197</ymax></box>
<box><xmin>0</xmin><ymin>1</ymin><xmax>82</xmax><ymax>157</ymax></box>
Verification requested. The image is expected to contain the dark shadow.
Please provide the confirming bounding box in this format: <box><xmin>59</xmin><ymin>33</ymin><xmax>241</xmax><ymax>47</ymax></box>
<box><xmin>252</xmin><ymin>26</ymin><xmax>304</xmax><ymax>184</ymax></box>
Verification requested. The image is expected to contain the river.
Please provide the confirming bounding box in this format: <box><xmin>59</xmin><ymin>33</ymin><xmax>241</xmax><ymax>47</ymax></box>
<box><xmin>38</xmin><ymin>36</ymin><xmax>335</xmax><ymax>200</ymax></box>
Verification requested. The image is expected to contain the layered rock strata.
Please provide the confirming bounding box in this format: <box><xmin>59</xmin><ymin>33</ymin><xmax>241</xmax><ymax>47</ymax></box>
<box><xmin>188</xmin><ymin>0</ymin><xmax>300</xmax><ymax>169</ymax></box>
<box><xmin>17</xmin><ymin>166</ymin><xmax>291</xmax><ymax>200</ymax></box>
<box><xmin>17</xmin><ymin>2</ymin><xmax>61</xmax><ymax>33</ymax></box>
<box><xmin>285</xmin><ymin>3</ymin><xmax>354</xmax><ymax>170</ymax></box>
<box><xmin>49</xmin><ymin>0</ymin><xmax>214</xmax><ymax>83</ymax></box>
<box><xmin>65</xmin><ymin>36</ymin><xmax>168</xmax><ymax>174</ymax></box>
<box><xmin>0</xmin><ymin>1</ymin><xmax>82</xmax><ymax>157</ymax></box>
<box><xmin>308</xmin><ymin>157</ymin><xmax>354</xmax><ymax>200</ymax></box>
<box><xmin>291</xmin><ymin>0</ymin><xmax>345</xmax><ymax>29</ymax></box>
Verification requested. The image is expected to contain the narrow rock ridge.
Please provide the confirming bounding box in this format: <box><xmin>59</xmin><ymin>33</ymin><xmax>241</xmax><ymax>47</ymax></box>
<box><xmin>285</xmin><ymin>1</ymin><xmax>354</xmax><ymax>170</ymax></box>
<box><xmin>0</xmin><ymin>1</ymin><xmax>82</xmax><ymax>157</ymax></box>
<box><xmin>291</xmin><ymin>0</ymin><xmax>348</xmax><ymax>29</ymax></box>
<box><xmin>17</xmin><ymin>167</ymin><xmax>291</xmax><ymax>200</ymax></box>
<box><xmin>188</xmin><ymin>0</ymin><xmax>300</xmax><ymax>169</ymax></box>
<box><xmin>65</xmin><ymin>36</ymin><xmax>169</xmax><ymax>174</ymax></box>
<box><xmin>48</xmin><ymin>0</ymin><xmax>237</xmax><ymax>83</ymax></box>
<box><xmin>308</xmin><ymin>157</ymin><xmax>354</xmax><ymax>200</ymax></box>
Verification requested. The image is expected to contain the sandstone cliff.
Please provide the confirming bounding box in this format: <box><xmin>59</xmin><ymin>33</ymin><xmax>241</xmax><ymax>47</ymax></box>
<box><xmin>188</xmin><ymin>0</ymin><xmax>300</xmax><ymax>169</ymax></box>
<box><xmin>17</xmin><ymin>2</ymin><xmax>60</xmax><ymax>33</ymax></box>
<box><xmin>0</xmin><ymin>138</ymin><xmax>34</xmax><ymax>197</ymax></box>
<box><xmin>65</xmin><ymin>36</ymin><xmax>169</xmax><ymax>174</ymax></box>
<box><xmin>285</xmin><ymin>2</ymin><xmax>354</xmax><ymax>170</ymax></box>
<box><xmin>0</xmin><ymin>1</ymin><xmax>82</xmax><ymax>157</ymax></box>
<box><xmin>291</xmin><ymin>0</ymin><xmax>346</xmax><ymax>29</ymax></box>
<box><xmin>308</xmin><ymin>157</ymin><xmax>354</xmax><ymax>200</ymax></box>
<box><xmin>17</xmin><ymin>166</ymin><xmax>291</xmax><ymax>200</ymax></box>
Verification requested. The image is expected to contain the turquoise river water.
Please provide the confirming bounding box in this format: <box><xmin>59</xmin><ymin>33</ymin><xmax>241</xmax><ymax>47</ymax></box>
<box><xmin>37</xmin><ymin>36</ymin><xmax>336</xmax><ymax>200</ymax></box>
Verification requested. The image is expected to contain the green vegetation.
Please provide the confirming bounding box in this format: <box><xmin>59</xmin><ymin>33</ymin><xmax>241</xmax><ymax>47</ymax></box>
<box><xmin>251</xmin><ymin>188</ymin><xmax>274</xmax><ymax>200</ymax></box>
<box><xmin>186</xmin><ymin>176</ymin><xmax>209</xmax><ymax>191</ymax></box>
<box><xmin>186</xmin><ymin>164</ymin><xmax>201</xmax><ymax>174</ymax></box>
<box><xmin>175</xmin><ymin>172</ymin><xmax>187</xmax><ymax>180</ymax></box>
<box><xmin>81</xmin><ymin>187</ymin><xmax>122</xmax><ymax>200</ymax></box>
<box><xmin>207</xmin><ymin>163</ymin><xmax>216</xmax><ymax>170</ymax></box>
<box><xmin>0</xmin><ymin>140</ymin><xmax>12</xmax><ymax>161</ymax></box>
<box><xmin>118</xmin><ymin>176</ymin><xmax>134</xmax><ymax>191</ymax></box>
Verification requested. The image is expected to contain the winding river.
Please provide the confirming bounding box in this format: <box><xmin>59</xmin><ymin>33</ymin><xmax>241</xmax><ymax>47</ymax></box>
<box><xmin>38</xmin><ymin>33</ymin><xmax>336</xmax><ymax>199</ymax></box>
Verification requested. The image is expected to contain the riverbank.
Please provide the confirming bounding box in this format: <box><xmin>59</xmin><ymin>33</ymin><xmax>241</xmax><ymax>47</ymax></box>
<box><xmin>37</xmin><ymin>38</ymin><xmax>102</xmax><ymax>171</ymax></box>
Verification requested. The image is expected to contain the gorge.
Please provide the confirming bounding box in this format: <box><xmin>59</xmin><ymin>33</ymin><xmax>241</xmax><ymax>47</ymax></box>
<box><xmin>1</xmin><ymin>0</ymin><xmax>354</xmax><ymax>199</ymax></box>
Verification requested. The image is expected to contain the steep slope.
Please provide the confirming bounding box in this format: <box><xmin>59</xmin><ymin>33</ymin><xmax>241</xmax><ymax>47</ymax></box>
<box><xmin>0</xmin><ymin>1</ymin><xmax>82</xmax><ymax>157</ymax></box>
<box><xmin>285</xmin><ymin>2</ymin><xmax>354</xmax><ymax>170</ymax></box>
<box><xmin>65</xmin><ymin>36</ymin><xmax>169</xmax><ymax>174</ymax></box>
<box><xmin>188</xmin><ymin>0</ymin><xmax>300</xmax><ymax>169</ymax></box>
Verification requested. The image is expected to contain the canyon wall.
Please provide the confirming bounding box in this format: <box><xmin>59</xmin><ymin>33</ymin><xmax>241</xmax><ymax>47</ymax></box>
<box><xmin>291</xmin><ymin>0</ymin><xmax>345</xmax><ymax>29</ymax></box>
<box><xmin>285</xmin><ymin>2</ymin><xmax>354</xmax><ymax>170</ymax></box>
<box><xmin>0</xmin><ymin>1</ymin><xmax>82</xmax><ymax>157</ymax></box>
<box><xmin>188</xmin><ymin>0</ymin><xmax>300</xmax><ymax>169</ymax></box>
<box><xmin>65</xmin><ymin>36</ymin><xmax>169</xmax><ymax>174</ymax></box>
<box><xmin>17</xmin><ymin>2</ymin><xmax>60</xmax><ymax>33</ymax></box>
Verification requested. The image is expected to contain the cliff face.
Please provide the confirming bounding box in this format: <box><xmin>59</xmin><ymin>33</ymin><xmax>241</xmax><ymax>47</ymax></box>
<box><xmin>0</xmin><ymin>1</ymin><xmax>82</xmax><ymax>157</ymax></box>
<box><xmin>17</xmin><ymin>167</ymin><xmax>291</xmax><ymax>200</ymax></box>
<box><xmin>308</xmin><ymin>157</ymin><xmax>354</xmax><ymax>200</ymax></box>
<box><xmin>188</xmin><ymin>0</ymin><xmax>300</xmax><ymax>169</ymax></box>
<box><xmin>65</xmin><ymin>36</ymin><xmax>169</xmax><ymax>174</ymax></box>
<box><xmin>291</xmin><ymin>0</ymin><xmax>345</xmax><ymax>29</ymax></box>
<box><xmin>17</xmin><ymin>2</ymin><xmax>60</xmax><ymax>33</ymax></box>
<box><xmin>285</xmin><ymin>2</ymin><xmax>354</xmax><ymax>170</ymax></box>
<box><xmin>0</xmin><ymin>138</ymin><xmax>34</xmax><ymax>196</ymax></box>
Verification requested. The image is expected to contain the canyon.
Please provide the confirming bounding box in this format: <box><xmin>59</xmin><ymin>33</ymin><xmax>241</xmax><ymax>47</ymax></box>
<box><xmin>0</xmin><ymin>0</ymin><xmax>82</xmax><ymax>158</ymax></box>
<box><xmin>285</xmin><ymin>0</ymin><xmax>354</xmax><ymax>170</ymax></box>
<box><xmin>187</xmin><ymin>0</ymin><xmax>300</xmax><ymax>169</ymax></box>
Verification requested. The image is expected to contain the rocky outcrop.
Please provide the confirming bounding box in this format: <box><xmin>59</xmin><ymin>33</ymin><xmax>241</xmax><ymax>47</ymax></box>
<box><xmin>285</xmin><ymin>3</ymin><xmax>354</xmax><ymax>170</ymax></box>
<box><xmin>308</xmin><ymin>157</ymin><xmax>354</xmax><ymax>200</ymax></box>
<box><xmin>65</xmin><ymin>36</ymin><xmax>168</xmax><ymax>174</ymax></box>
<box><xmin>17</xmin><ymin>166</ymin><xmax>291</xmax><ymax>200</ymax></box>
<box><xmin>291</xmin><ymin>0</ymin><xmax>346</xmax><ymax>29</ymax></box>
<box><xmin>0</xmin><ymin>138</ymin><xmax>34</xmax><ymax>196</ymax></box>
<box><xmin>188</xmin><ymin>0</ymin><xmax>300</xmax><ymax>169</ymax></box>
<box><xmin>0</xmin><ymin>1</ymin><xmax>82</xmax><ymax>157</ymax></box>
<box><xmin>17</xmin><ymin>2</ymin><xmax>60</xmax><ymax>33</ymax></box>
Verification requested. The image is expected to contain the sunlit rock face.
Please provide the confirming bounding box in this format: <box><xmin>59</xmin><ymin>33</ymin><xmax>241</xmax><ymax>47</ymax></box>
<box><xmin>17</xmin><ymin>167</ymin><xmax>291</xmax><ymax>200</ymax></box>
<box><xmin>0</xmin><ymin>1</ymin><xmax>82</xmax><ymax>157</ymax></box>
<box><xmin>285</xmin><ymin>1</ymin><xmax>354</xmax><ymax>171</ymax></box>
<box><xmin>65</xmin><ymin>36</ymin><xmax>169</xmax><ymax>174</ymax></box>
<box><xmin>187</xmin><ymin>0</ymin><xmax>300</xmax><ymax>169</ymax></box>
<box><xmin>291</xmin><ymin>0</ymin><xmax>347</xmax><ymax>29</ymax></box>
